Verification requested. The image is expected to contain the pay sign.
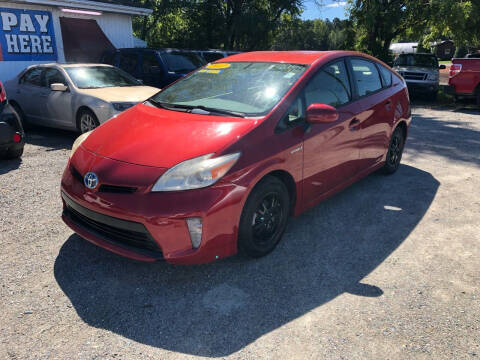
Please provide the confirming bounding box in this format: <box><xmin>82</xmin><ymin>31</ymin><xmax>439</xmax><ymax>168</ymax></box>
<box><xmin>0</xmin><ymin>8</ymin><xmax>57</xmax><ymax>61</ymax></box>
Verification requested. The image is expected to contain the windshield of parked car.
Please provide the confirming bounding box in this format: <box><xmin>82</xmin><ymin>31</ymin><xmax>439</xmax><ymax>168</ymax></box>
<box><xmin>161</xmin><ymin>51</ymin><xmax>206</xmax><ymax>73</ymax></box>
<box><xmin>151</xmin><ymin>62</ymin><xmax>307</xmax><ymax>116</ymax></box>
<box><xmin>394</xmin><ymin>54</ymin><xmax>438</xmax><ymax>68</ymax></box>
<box><xmin>65</xmin><ymin>66</ymin><xmax>141</xmax><ymax>89</ymax></box>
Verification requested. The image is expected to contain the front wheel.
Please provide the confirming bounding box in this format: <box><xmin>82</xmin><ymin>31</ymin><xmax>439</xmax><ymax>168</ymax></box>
<box><xmin>77</xmin><ymin>109</ymin><xmax>99</xmax><ymax>133</ymax></box>
<box><xmin>238</xmin><ymin>176</ymin><xmax>290</xmax><ymax>258</ymax></box>
<box><xmin>382</xmin><ymin>126</ymin><xmax>405</xmax><ymax>175</ymax></box>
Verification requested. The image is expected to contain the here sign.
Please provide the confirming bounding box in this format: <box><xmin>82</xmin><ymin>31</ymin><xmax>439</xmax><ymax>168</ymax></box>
<box><xmin>0</xmin><ymin>8</ymin><xmax>57</xmax><ymax>61</ymax></box>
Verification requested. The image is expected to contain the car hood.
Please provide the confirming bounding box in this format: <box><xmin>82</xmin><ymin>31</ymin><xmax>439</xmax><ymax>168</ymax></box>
<box><xmin>81</xmin><ymin>103</ymin><xmax>260</xmax><ymax>168</ymax></box>
<box><xmin>394</xmin><ymin>66</ymin><xmax>438</xmax><ymax>73</ymax></box>
<box><xmin>77</xmin><ymin>86</ymin><xmax>160</xmax><ymax>103</ymax></box>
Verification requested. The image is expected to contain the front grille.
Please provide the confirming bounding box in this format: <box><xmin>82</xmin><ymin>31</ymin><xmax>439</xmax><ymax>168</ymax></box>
<box><xmin>62</xmin><ymin>193</ymin><xmax>162</xmax><ymax>257</ymax></box>
<box><xmin>70</xmin><ymin>165</ymin><xmax>137</xmax><ymax>194</ymax></box>
<box><xmin>402</xmin><ymin>72</ymin><xmax>427</xmax><ymax>81</ymax></box>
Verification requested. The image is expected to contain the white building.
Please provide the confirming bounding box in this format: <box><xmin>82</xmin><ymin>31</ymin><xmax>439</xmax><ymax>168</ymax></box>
<box><xmin>0</xmin><ymin>0</ymin><xmax>152</xmax><ymax>82</ymax></box>
<box><xmin>389</xmin><ymin>42</ymin><xmax>419</xmax><ymax>55</ymax></box>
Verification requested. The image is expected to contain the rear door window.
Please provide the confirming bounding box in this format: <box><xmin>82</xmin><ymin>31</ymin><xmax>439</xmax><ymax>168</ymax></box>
<box><xmin>351</xmin><ymin>59</ymin><xmax>383</xmax><ymax>97</ymax></box>
<box><xmin>21</xmin><ymin>68</ymin><xmax>42</xmax><ymax>87</ymax></box>
<box><xmin>378</xmin><ymin>64</ymin><xmax>392</xmax><ymax>88</ymax></box>
<box><xmin>304</xmin><ymin>59</ymin><xmax>351</xmax><ymax>108</ymax></box>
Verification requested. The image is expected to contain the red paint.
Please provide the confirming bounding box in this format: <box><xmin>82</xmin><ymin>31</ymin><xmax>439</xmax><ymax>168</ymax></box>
<box><xmin>448</xmin><ymin>58</ymin><xmax>480</xmax><ymax>95</ymax></box>
<box><xmin>306</xmin><ymin>104</ymin><xmax>339</xmax><ymax>123</ymax></box>
<box><xmin>61</xmin><ymin>51</ymin><xmax>411</xmax><ymax>265</ymax></box>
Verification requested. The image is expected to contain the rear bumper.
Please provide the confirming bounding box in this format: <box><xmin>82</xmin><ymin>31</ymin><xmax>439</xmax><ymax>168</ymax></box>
<box><xmin>61</xmin><ymin>148</ymin><xmax>247</xmax><ymax>265</ymax></box>
<box><xmin>0</xmin><ymin>103</ymin><xmax>24</xmax><ymax>151</ymax></box>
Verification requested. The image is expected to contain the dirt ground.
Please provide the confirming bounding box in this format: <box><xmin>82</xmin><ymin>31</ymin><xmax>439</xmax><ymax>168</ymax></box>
<box><xmin>1</xmin><ymin>106</ymin><xmax>479</xmax><ymax>359</ymax></box>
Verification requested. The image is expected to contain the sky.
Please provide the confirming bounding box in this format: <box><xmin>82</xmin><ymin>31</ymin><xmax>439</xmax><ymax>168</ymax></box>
<box><xmin>301</xmin><ymin>0</ymin><xmax>348</xmax><ymax>21</ymax></box>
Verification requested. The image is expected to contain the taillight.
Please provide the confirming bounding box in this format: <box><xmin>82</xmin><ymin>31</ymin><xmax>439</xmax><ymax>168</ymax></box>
<box><xmin>449</xmin><ymin>64</ymin><xmax>462</xmax><ymax>78</ymax></box>
<box><xmin>0</xmin><ymin>82</ymin><xmax>6</xmax><ymax>103</ymax></box>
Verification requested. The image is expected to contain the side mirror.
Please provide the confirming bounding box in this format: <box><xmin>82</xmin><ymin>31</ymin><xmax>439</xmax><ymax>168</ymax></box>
<box><xmin>51</xmin><ymin>83</ymin><xmax>68</xmax><ymax>92</ymax></box>
<box><xmin>439</xmin><ymin>64</ymin><xmax>446</xmax><ymax>70</ymax></box>
<box><xmin>306</xmin><ymin>103</ymin><xmax>339</xmax><ymax>124</ymax></box>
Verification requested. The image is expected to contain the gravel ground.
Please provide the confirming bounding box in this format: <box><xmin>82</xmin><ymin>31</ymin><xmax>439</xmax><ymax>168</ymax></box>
<box><xmin>1</xmin><ymin>106</ymin><xmax>479</xmax><ymax>359</ymax></box>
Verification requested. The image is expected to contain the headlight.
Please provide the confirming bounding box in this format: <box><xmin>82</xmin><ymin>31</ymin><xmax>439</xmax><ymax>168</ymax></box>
<box><xmin>70</xmin><ymin>131</ymin><xmax>91</xmax><ymax>158</ymax></box>
<box><xmin>427</xmin><ymin>73</ymin><xmax>438</xmax><ymax>81</ymax></box>
<box><xmin>151</xmin><ymin>153</ymin><xmax>241</xmax><ymax>192</ymax></box>
<box><xmin>112</xmin><ymin>102</ymin><xmax>136</xmax><ymax>112</ymax></box>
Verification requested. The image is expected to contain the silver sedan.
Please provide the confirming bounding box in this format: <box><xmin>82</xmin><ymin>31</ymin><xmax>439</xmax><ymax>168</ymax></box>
<box><xmin>5</xmin><ymin>63</ymin><xmax>160</xmax><ymax>133</ymax></box>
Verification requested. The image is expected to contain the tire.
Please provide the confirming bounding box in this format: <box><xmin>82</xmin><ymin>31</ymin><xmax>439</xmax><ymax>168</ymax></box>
<box><xmin>238</xmin><ymin>176</ymin><xmax>290</xmax><ymax>258</ymax></box>
<box><xmin>77</xmin><ymin>108</ymin><xmax>100</xmax><ymax>133</ymax></box>
<box><xmin>382</xmin><ymin>126</ymin><xmax>405</xmax><ymax>175</ymax></box>
<box><xmin>476</xmin><ymin>91</ymin><xmax>480</xmax><ymax>106</ymax></box>
<box><xmin>5</xmin><ymin>146</ymin><xmax>24</xmax><ymax>159</ymax></box>
<box><xmin>429</xmin><ymin>90</ymin><xmax>438</xmax><ymax>101</ymax></box>
<box><xmin>9</xmin><ymin>102</ymin><xmax>29</xmax><ymax>131</ymax></box>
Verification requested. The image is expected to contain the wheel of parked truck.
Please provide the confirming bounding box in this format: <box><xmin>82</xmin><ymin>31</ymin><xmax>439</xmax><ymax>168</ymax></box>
<box><xmin>430</xmin><ymin>91</ymin><xmax>438</xmax><ymax>101</ymax></box>
<box><xmin>9</xmin><ymin>102</ymin><xmax>29</xmax><ymax>131</ymax></box>
<box><xmin>238</xmin><ymin>176</ymin><xmax>290</xmax><ymax>258</ymax></box>
<box><xmin>77</xmin><ymin>108</ymin><xmax>99</xmax><ymax>133</ymax></box>
<box><xmin>382</xmin><ymin>126</ymin><xmax>405</xmax><ymax>175</ymax></box>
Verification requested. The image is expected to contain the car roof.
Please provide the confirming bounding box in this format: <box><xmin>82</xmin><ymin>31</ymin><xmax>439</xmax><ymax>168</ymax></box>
<box><xmin>219</xmin><ymin>51</ymin><xmax>348</xmax><ymax>65</ymax></box>
<box><xmin>29</xmin><ymin>63</ymin><xmax>114</xmax><ymax>69</ymax></box>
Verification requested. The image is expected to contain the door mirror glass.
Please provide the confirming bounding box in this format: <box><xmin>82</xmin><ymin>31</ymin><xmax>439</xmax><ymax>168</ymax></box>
<box><xmin>51</xmin><ymin>83</ymin><xmax>68</xmax><ymax>92</ymax></box>
<box><xmin>306</xmin><ymin>103</ymin><xmax>339</xmax><ymax>124</ymax></box>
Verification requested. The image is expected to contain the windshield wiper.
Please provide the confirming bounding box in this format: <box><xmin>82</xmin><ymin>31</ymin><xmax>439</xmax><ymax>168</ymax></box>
<box><xmin>152</xmin><ymin>102</ymin><xmax>245</xmax><ymax>117</ymax></box>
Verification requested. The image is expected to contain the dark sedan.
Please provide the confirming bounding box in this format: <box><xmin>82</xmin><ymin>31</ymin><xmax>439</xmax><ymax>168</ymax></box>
<box><xmin>0</xmin><ymin>81</ymin><xmax>24</xmax><ymax>159</ymax></box>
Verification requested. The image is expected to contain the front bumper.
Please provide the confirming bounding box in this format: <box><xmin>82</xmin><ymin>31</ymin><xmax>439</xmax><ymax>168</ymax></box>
<box><xmin>61</xmin><ymin>146</ymin><xmax>247</xmax><ymax>265</ymax></box>
<box><xmin>405</xmin><ymin>80</ymin><xmax>439</xmax><ymax>93</ymax></box>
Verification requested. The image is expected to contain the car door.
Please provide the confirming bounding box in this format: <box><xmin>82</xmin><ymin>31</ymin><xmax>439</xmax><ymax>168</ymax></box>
<box><xmin>302</xmin><ymin>58</ymin><xmax>362</xmax><ymax>208</ymax></box>
<box><xmin>38</xmin><ymin>67</ymin><xmax>74</xmax><ymax>128</ymax></box>
<box><xmin>349</xmin><ymin>58</ymin><xmax>394</xmax><ymax>170</ymax></box>
<box><xmin>15</xmin><ymin>67</ymin><xmax>44</xmax><ymax>123</ymax></box>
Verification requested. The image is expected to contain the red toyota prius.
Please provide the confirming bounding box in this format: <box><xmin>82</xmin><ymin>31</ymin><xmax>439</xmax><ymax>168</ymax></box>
<box><xmin>61</xmin><ymin>51</ymin><xmax>411</xmax><ymax>265</ymax></box>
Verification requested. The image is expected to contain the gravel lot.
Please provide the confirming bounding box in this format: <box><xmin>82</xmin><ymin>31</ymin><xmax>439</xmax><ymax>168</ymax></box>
<box><xmin>1</xmin><ymin>106</ymin><xmax>479</xmax><ymax>359</ymax></box>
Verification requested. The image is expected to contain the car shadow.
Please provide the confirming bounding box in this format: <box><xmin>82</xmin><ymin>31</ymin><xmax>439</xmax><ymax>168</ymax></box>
<box><xmin>25</xmin><ymin>126</ymin><xmax>77</xmax><ymax>151</ymax></box>
<box><xmin>0</xmin><ymin>157</ymin><xmax>21</xmax><ymax>175</ymax></box>
<box><xmin>54</xmin><ymin>164</ymin><xmax>439</xmax><ymax>357</ymax></box>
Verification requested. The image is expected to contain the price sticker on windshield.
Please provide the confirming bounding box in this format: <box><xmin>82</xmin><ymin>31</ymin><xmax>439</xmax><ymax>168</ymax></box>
<box><xmin>206</xmin><ymin>63</ymin><xmax>231</xmax><ymax>70</ymax></box>
<box><xmin>199</xmin><ymin>69</ymin><xmax>223</xmax><ymax>74</ymax></box>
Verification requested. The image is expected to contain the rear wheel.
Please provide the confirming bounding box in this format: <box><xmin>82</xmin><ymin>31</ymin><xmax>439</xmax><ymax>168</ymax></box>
<box><xmin>5</xmin><ymin>146</ymin><xmax>24</xmax><ymax>159</ymax></box>
<box><xmin>383</xmin><ymin>126</ymin><xmax>405</xmax><ymax>175</ymax></box>
<box><xmin>238</xmin><ymin>176</ymin><xmax>290</xmax><ymax>258</ymax></box>
<box><xmin>77</xmin><ymin>109</ymin><xmax>99</xmax><ymax>133</ymax></box>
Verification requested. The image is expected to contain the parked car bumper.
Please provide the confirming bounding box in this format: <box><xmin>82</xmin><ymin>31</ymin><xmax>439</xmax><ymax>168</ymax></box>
<box><xmin>405</xmin><ymin>80</ymin><xmax>439</xmax><ymax>93</ymax></box>
<box><xmin>0</xmin><ymin>103</ymin><xmax>24</xmax><ymax>152</ymax></box>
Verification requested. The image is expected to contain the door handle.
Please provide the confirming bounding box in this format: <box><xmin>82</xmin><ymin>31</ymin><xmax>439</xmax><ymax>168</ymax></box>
<box><xmin>349</xmin><ymin>118</ymin><xmax>360</xmax><ymax>130</ymax></box>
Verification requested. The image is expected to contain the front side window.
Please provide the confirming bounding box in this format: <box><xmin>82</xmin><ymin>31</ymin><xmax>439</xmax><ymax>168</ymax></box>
<box><xmin>152</xmin><ymin>62</ymin><xmax>307</xmax><ymax>116</ymax></box>
<box><xmin>351</xmin><ymin>59</ymin><xmax>383</xmax><ymax>97</ymax></box>
<box><xmin>21</xmin><ymin>68</ymin><xmax>42</xmax><ymax>86</ymax></box>
<box><xmin>65</xmin><ymin>66</ymin><xmax>141</xmax><ymax>89</ymax></box>
<box><xmin>119</xmin><ymin>53</ymin><xmax>139</xmax><ymax>74</ymax></box>
<box><xmin>43</xmin><ymin>68</ymin><xmax>66</xmax><ymax>87</ymax></box>
<box><xmin>304</xmin><ymin>59</ymin><xmax>351</xmax><ymax>108</ymax></box>
<box><xmin>142</xmin><ymin>52</ymin><xmax>161</xmax><ymax>75</ymax></box>
<box><xmin>161</xmin><ymin>51</ymin><xmax>205</xmax><ymax>73</ymax></box>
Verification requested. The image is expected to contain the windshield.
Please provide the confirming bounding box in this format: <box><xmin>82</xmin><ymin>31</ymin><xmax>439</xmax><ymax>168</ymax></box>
<box><xmin>152</xmin><ymin>62</ymin><xmax>307</xmax><ymax>116</ymax></box>
<box><xmin>394</xmin><ymin>54</ymin><xmax>438</xmax><ymax>68</ymax></box>
<box><xmin>161</xmin><ymin>51</ymin><xmax>206</xmax><ymax>73</ymax></box>
<box><xmin>65</xmin><ymin>66</ymin><xmax>140</xmax><ymax>89</ymax></box>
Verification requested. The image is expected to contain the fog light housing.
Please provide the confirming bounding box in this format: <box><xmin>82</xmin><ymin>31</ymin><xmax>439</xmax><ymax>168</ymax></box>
<box><xmin>186</xmin><ymin>218</ymin><xmax>203</xmax><ymax>249</ymax></box>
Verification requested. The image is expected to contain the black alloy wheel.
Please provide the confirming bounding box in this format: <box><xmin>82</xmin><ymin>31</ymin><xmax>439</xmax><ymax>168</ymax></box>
<box><xmin>238</xmin><ymin>176</ymin><xmax>290</xmax><ymax>258</ymax></box>
<box><xmin>383</xmin><ymin>126</ymin><xmax>405</xmax><ymax>175</ymax></box>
